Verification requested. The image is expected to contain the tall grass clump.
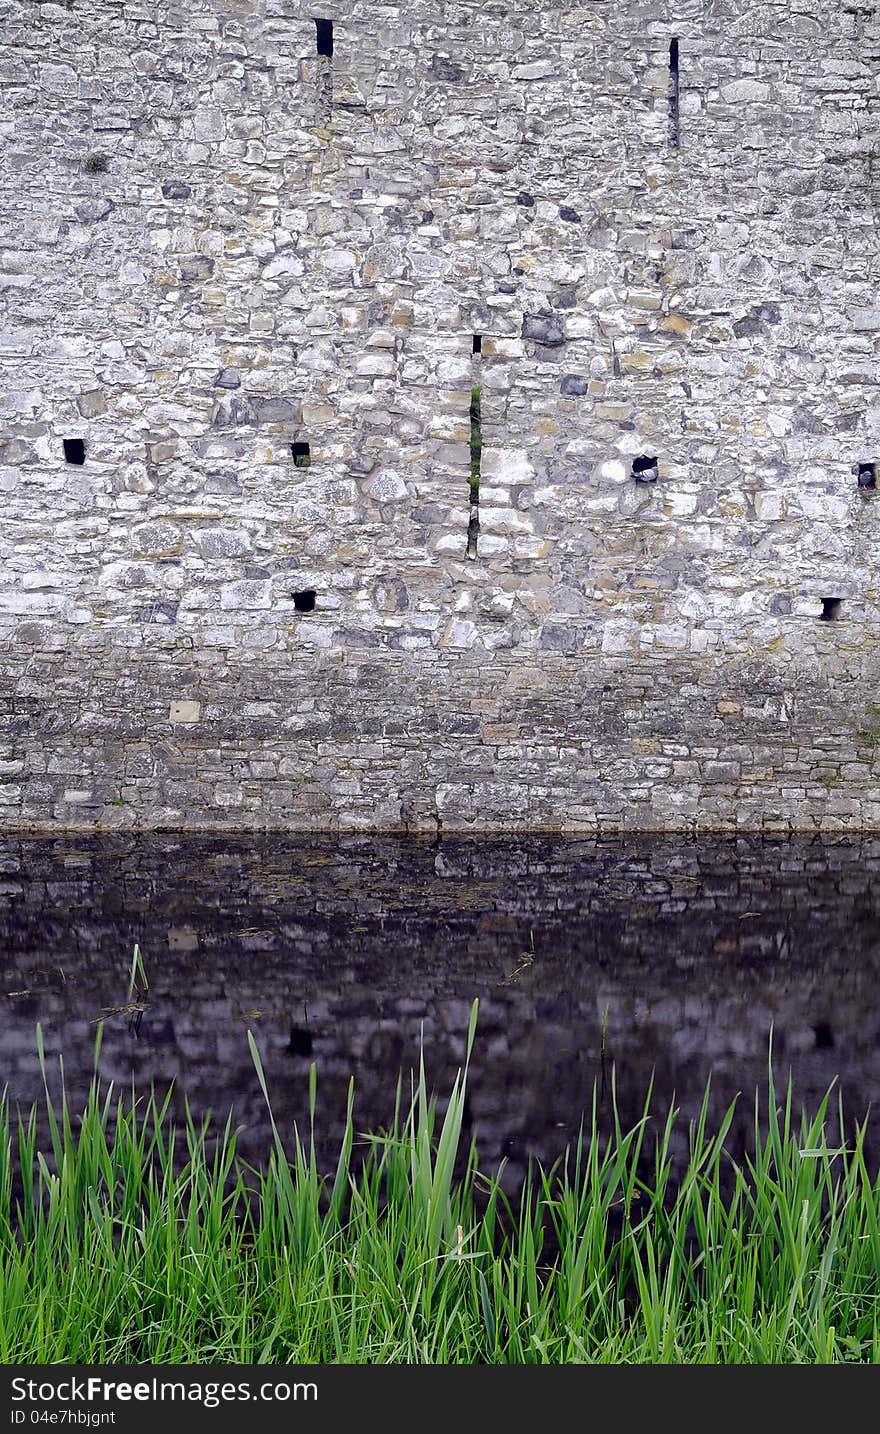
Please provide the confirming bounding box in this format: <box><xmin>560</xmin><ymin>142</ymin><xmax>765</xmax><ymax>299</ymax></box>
<box><xmin>1</xmin><ymin>1005</ymin><xmax>879</xmax><ymax>1364</ymax></box>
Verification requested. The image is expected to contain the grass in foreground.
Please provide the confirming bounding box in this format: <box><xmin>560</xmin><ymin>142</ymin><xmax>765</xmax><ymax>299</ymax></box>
<box><xmin>1</xmin><ymin>1005</ymin><xmax>879</xmax><ymax>1364</ymax></box>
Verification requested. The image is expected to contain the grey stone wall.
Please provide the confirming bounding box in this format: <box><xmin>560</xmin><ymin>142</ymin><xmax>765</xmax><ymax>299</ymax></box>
<box><xmin>2</xmin><ymin>0</ymin><xmax>880</xmax><ymax>831</ymax></box>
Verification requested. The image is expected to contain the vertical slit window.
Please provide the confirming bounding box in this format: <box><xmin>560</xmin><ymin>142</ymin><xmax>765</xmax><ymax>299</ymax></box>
<box><xmin>315</xmin><ymin>18</ymin><xmax>333</xmax><ymax>56</ymax></box>
<box><xmin>467</xmin><ymin>385</ymin><xmax>481</xmax><ymax>560</ymax></box>
<box><xmin>669</xmin><ymin>38</ymin><xmax>680</xmax><ymax>149</ymax></box>
<box><xmin>314</xmin><ymin>18</ymin><xmax>333</xmax><ymax>120</ymax></box>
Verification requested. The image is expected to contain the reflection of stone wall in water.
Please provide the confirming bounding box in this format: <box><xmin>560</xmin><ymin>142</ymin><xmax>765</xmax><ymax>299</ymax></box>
<box><xmin>2</xmin><ymin>836</ymin><xmax>879</xmax><ymax>1180</ymax></box>
<box><xmin>2</xmin><ymin>3</ymin><xmax>880</xmax><ymax>833</ymax></box>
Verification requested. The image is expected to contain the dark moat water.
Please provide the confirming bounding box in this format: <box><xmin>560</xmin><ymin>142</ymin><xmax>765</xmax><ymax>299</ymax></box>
<box><xmin>2</xmin><ymin>834</ymin><xmax>880</xmax><ymax>1182</ymax></box>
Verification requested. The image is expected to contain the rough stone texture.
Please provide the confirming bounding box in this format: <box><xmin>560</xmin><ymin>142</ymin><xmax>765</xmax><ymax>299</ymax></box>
<box><xmin>2</xmin><ymin>1</ymin><xmax>880</xmax><ymax>832</ymax></box>
<box><xmin>2</xmin><ymin>834</ymin><xmax>879</xmax><ymax>1180</ymax></box>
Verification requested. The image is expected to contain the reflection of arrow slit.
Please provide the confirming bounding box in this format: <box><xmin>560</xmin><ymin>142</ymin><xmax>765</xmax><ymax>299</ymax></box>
<box><xmin>288</xmin><ymin>1002</ymin><xmax>313</xmax><ymax>1057</ymax></box>
<box><xmin>600</xmin><ymin>1004</ymin><xmax>610</xmax><ymax>1102</ymax></box>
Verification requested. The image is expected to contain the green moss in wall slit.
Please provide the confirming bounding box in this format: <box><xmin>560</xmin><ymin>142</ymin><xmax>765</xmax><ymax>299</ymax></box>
<box><xmin>469</xmin><ymin>384</ymin><xmax>482</xmax><ymax>504</ymax></box>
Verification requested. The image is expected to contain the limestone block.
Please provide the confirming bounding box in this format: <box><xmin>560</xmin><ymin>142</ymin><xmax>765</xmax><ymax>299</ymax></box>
<box><xmin>439</xmin><ymin>618</ymin><xmax>479</xmax><ymax>649</ymax></box>
<box><xmin>220</xmin><ymin>581</ymin><xmax>272</xmax><ymax>610</ymax></box>
<box><xmin>366</xmin><ymin>470</ymin><xmax>407</xmax><ymax>502</ymax></box>
<box><xmin>480</xmin><ymin>449</ymin><xmax>536</xmax><ymax>484</ymax></box>
<box><xmin>169</xmin><ymin>702</ymin><xmax>201</xmax><ymax>725</ymax></box>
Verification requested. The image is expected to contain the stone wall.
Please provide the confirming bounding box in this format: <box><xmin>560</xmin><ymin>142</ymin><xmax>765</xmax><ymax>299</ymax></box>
<box><xmin>2</xmin><ymin>0</ymin><xmax>880</xmax><ymax>832</ymax></box>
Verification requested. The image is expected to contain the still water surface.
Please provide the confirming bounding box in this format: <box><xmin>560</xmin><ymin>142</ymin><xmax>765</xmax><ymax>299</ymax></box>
<box><xmin>2</xmin><ymin>834</ymin><xmax>879</xmax><ymax>1180</ymax></box>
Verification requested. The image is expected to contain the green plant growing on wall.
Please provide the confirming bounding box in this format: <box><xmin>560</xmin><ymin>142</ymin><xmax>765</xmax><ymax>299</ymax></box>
<box><xmin>83</xmin><ymin>153</ymin><xmax>109</xmax><ymax>174</ymax></box>
<box><xmin>469</xmin><ymin>385</ymin><xmax>482</xmax><ymax>504</ymax></box>
<box><xmin>856</xmin><ymin>702</ymin><xmax>880</xmax><ymax>746</ymax></box>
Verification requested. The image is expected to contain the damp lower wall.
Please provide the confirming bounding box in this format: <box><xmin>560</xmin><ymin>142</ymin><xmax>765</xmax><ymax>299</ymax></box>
<box><xmin>3</xmin><ymin>0</ymin><xmax>880</xmax><ymax>832</ymax></box>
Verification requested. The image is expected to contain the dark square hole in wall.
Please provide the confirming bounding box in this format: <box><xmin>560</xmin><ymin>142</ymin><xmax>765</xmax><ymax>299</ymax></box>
<box><xmin>293</xmin><ymin>589</ymin><xmax>316</xmax><ymax>613</ymax></box>
<box><xmin>63</xmin><ymin>438</ymin><xmax>85</xmax><ymax>465</ymax></box>
<box><xmin>632</xmin><ymin>454</ymin><xmax>659</xmax><ymax>482</ymax></box>
<box><xmin>858</xmin><ymin>462</ymin><xmax>877</xmax><ymax>490</ymax></box>
<box><xmin>315</xmin><ymin>18</ymin><xmax>333</xmax><ymax>56</ymax></box>
<box><xmin>819</xmin><ymin>598</ymin><xmax>842</xmax><ymax>622</ymax></box>
<box><xmin>472</xmin><ymin>334</ymin><xmax>482</xmax><ymax>354</ymax></box>
<box><xmin>291</xmin><ymin>442</ymin><xmax>311</xmax><ymax>468</ymax></box>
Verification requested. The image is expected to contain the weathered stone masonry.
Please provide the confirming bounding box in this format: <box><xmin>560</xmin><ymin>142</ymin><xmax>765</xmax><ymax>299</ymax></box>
<box><xmin>2</xmin><ymin>0</ymin><xmax>880</xmax><ymax>831</ymax></box>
